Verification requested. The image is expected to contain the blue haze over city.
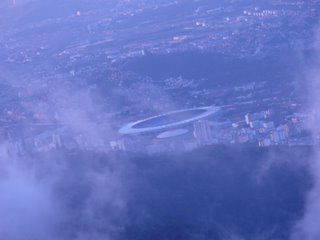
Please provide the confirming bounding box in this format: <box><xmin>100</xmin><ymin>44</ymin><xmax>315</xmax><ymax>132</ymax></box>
<box><xmin>0</xmin><ymin>0</ymin><xmax>320</xmax><ymax>239</ymax></box>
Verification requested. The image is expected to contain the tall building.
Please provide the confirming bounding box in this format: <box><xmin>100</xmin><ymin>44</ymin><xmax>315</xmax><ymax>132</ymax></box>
<box><xmin>52</xmin><ymin>134</ymin><xmax>62</xmax><ymax>148</ymax></box>
<box><xmin>193</xmin><ymin>120</ymin><xmax>213</xmax><ymax>146</ymax></box>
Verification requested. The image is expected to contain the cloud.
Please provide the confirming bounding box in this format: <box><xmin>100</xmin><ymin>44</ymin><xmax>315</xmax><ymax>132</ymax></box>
<box><xmin>290</xmin><ymin>26</ymin><xmax>320</xmax><ymax>240</ymax></box>
<box><xmin>0</xmin><ymin>147</ymin><xmax>129</xmax><ymax>240</ymax></box>
<box><xmin>0</xmin><ymin>59</ymin><xmax>128</xmax><ymax>240</ymax></box>
<box><xmin>0</xmin><ymin>160</ymin><xmax>58</xmax><ymax>240</ymax></box>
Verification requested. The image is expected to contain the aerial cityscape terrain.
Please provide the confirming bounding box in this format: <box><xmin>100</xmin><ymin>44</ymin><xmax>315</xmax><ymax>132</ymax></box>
<box><xmin>1</xmin><ymin>1</ymin><xmax>320</xmax><ymax>240</ymax></box>
<box><xmin>0</xmin><ymin>0</ymin><xmax>318</xmax><ymax>154</ymax></box>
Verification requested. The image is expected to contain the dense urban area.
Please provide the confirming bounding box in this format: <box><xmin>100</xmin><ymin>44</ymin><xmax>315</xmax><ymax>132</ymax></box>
<box><xmin>0</xmin><ymin>0</ymin><xmax>319</xmax><ymax>154</ymax></box>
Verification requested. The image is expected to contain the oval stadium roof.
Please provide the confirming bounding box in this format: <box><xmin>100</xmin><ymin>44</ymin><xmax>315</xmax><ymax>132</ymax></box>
<box><xmin>119</xmin><ymin>106</ymin><xmax>220</xmax><ymax>135</ymax></box>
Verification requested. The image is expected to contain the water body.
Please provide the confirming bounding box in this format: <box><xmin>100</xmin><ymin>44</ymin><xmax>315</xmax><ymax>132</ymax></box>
<box><xmin>122</xmin><ymin>145</ymin><xmax>312</xmax><ymax>240</ymax></box>
<box><xmin>15</xmin><ymin>145</ymin><xmax>312</xmax><ymax>240</ymax></box>
<box><xmin>125</xmin><ymin>51</ymin><xmax>301</xmax><ymax>87</ymax></box>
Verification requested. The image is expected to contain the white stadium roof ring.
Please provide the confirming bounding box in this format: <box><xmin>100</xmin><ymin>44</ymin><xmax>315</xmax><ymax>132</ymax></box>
<box><xmin>119</xmin><ymin>106</ymin><xmax>220</xmax><ymax>135</ymax></box>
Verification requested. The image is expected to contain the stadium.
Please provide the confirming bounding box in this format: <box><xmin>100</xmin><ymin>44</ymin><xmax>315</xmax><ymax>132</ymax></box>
<box><xmin>119</xmin><ymin>106</ymin><xmax>221</xmax><ymax>135</ymax></box>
